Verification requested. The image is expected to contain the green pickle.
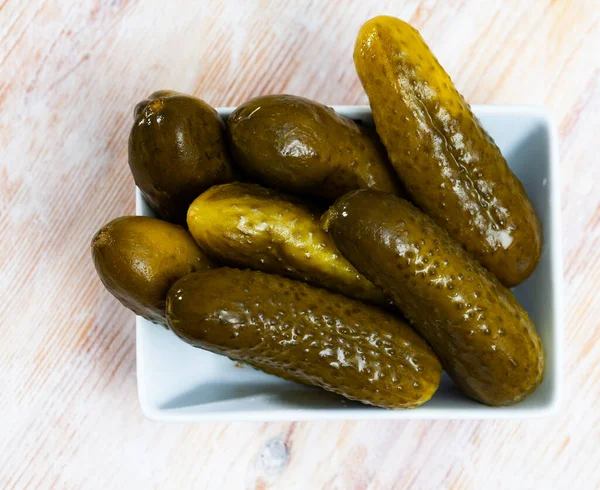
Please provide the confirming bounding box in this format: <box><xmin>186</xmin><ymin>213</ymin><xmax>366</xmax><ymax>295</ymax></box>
<box><xmin>227</xmin><ymin>94</ymin><xmax>402</xmax><ymax>202</ymax></box>
<box><xmin>187</xmin><ymin>182</ymin><xmax>387</xmax><ymax>305</ymax></box>
<box><xmin>354</xmin><ymin>16</ymin><xmax>542</xmax><ymax>287</ymax></box>
<box><xmin>91</xmin><ymin>216</ymin><xmax>213</xmax><ymax>326</ymax></box>
<box><xmin>322</xmin><ymin>190</ymin><xmax>545</xmax><ymax>406</ymax></box>
<box><xmin>129</xmin><ymin>90</ymin><xmax>236</xmax><ymax>223</ymax></box>
<box><xmin>166</xmin><ymin>268</ymin><xmax>442</xmax><ymax>409</ymax></box>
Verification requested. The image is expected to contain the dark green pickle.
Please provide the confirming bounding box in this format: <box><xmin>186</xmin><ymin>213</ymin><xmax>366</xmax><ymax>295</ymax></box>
<box><xmin>91</xmin><ymin>216</ymin><xmax>213</xmax><ymax>326</ymax></box>
<box><xmin>322</xmin><ymin>190</ymin><xmax>545</xmax><ymax>406</ymax></box>
<box><xmin>227</xmin><ymin>94</ymin><xmax>402</xmax><ymax>202</ymax></box>
<box><xmin>166</xmin><ymin>268</ymin><xmax>442</xmax><ymax>409</ymax></box>
<box><xmin>354</xmin><ymin>17</ymin><xmax>542</xmax><ymax>287</ymax></box>
<box><xmin>129</xmin><ymin>90</ymin><xmax>236</xmax><ymax>223</ymax></box>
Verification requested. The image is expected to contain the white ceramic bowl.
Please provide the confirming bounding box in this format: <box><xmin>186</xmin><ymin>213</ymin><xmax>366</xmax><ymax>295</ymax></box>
<box><xmin>136</xmin><ymin>105</ymin><xmax>562</xmax><ymax>421</ymax></box>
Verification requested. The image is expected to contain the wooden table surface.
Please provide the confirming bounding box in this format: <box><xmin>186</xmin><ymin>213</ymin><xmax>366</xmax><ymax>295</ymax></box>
<box><xmin>1</xmin><ymin>0</ymin><xmax>599</xmax><ymax>488</ymax></box>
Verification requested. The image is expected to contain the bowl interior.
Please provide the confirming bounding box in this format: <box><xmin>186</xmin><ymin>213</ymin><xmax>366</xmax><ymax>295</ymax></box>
<box><xmin>136</xmin><ymin>105</ymin><xmax>560</xmax><ymax>421</ymax></box>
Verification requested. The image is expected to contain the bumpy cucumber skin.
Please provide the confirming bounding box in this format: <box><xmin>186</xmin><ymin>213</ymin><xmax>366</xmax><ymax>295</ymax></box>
<box><xmin>166</xmin><ymin>268</ymin><xmax>442</xmax><ymax>409</ymax></box>
<box><xmin>322</xmin><ymin>190</ymin><xmax>545</xmax><ymax>406</ymax></box>
<box><xmin>354</xmin><ymin>16</ymin><xmax>542</xmax><ymax>287</ymax></box>
<box><xmin>187</xmin><ymin>182</ymin><xmax>387</xmax><ymax>305</ymax></box>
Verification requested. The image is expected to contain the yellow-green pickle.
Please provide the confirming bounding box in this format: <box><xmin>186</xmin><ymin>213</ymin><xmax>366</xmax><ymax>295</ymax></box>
<box><xmin>129</xmin><ymin>90</ymin><xmax>236</xmax><ymax>223</ymax></box>
<box><xmin>354</xmin><ymin>16</ymin><xmax>542</xmax><ymax>287</ymax></box>
<box><xmin>91</xmin><ymin>216</ymin><xmax>213</xmax><ymax>326</ymax></box>
<box><xmin>322</xmin><ymin>190</ymin><xmax>545</xmax><ymax>406</ymax></box>
<box><xmin>166</xmin><ymin>268</ymin><xmax>442</xmax><ymax>409</ymax></box>
<box><xmin>187</xmin><ymin>181</ymin><xmax>387</xmax><ymax>305</ymax></box>
<box><xmin>227</xmin><ymin>94</ymin><xmax>402</xmax><ymax>202</ymax></box>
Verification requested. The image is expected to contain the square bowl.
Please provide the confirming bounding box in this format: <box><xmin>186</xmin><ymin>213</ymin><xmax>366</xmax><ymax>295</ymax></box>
<box><xmin>136</xmin><ymin>105</ymin><xmax>562</xmax><ymax>421</ymax></box>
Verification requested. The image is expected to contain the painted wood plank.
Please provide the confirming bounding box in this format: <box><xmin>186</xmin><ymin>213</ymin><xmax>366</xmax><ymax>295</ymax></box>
<box><xmin>0</xmin><ymin>0</ymin><xmax>598</xmax><ymax>488</ymax></box>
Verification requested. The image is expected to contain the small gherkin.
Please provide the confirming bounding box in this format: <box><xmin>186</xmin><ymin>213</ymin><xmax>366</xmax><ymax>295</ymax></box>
<box><xmin>166</xmin><ymin>267</ymin><xmax>442</xmax><ymax>409</ymax></box>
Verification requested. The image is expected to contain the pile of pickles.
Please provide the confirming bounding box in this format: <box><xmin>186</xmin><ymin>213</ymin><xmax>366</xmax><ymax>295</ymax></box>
<box><xmin>91</xmin><ymin>17</ymin><xmax>544</xmax><ymax>409</ymax></box>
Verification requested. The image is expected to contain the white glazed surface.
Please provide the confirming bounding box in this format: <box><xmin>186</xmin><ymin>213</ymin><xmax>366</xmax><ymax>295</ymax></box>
<box><xmin>137</xmin><ymin>105</ymin><xmax>562</xmax><ymax>421</ymax></box>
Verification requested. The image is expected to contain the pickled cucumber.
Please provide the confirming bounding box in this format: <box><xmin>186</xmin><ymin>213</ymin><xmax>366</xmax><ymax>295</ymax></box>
<box><xmin>322</xmin><ymin>190</ymin><xmax>545</xmax><ymax>406</ymax></box>
<box><xmin>166</xmin><ymin>268</ymin><xmax>442</xmax><ymax>409</ymax></box>
<box><xmin>354</xmin><ymin>16</ymin><xmax>542</xmax><ymax>287</ymax></box>
<box><xmin>91</xmin><ymin>216</ymin><xmax>213</xmax><ymax>326</ymax></box>
<box><xmin>129</xmin><ymin>90</ymin><xmax>236</xmax><ymax>223</ymax></box>
<box><xmin>187</xmin><ymin>182</ymin><xmax>387</xmax><ymax>305</ymax></box>
<box><xmin>227</xmin><ymin>94</ymin><xmax>402</xmax><ymax>202</ymax></box>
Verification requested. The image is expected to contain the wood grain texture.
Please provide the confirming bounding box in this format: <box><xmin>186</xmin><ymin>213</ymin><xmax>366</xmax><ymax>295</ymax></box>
<box><xmin>1</xmin><ymin>0</ymin><xmax>598</xmax><ymax>488</ymax></box>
